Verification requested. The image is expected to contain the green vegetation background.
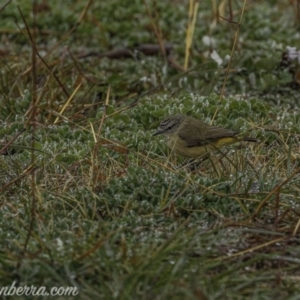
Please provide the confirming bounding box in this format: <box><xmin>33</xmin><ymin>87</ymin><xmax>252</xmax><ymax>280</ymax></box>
<box><xmin>1</xmin><ymin>0</ymin><xmax>300</xmax><ymax>299</ymax></box>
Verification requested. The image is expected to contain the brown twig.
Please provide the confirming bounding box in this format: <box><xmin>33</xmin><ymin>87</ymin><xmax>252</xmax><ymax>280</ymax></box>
<box><xmin>0</xmin><ymin>0</ymin><xmax>12</xmax><ymax>14</ymax></box>
<box><xmin>0</xmin><ymin>128</ymin><xmax>26</xmax><ymax>155</ymax></box>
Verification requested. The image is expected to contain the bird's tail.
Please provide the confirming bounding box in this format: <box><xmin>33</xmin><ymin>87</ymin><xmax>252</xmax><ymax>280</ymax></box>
<box><xmin>242</xmin><ymin>137</ymin><xmax>260</xmax><ymax>143</ymax></box>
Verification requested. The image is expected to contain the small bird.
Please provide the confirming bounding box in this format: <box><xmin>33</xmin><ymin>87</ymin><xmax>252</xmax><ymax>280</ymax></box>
<box><xmin>153</xmin><ymin>114</ymin><xmax>258</xmax><ymax>158</ymax></box>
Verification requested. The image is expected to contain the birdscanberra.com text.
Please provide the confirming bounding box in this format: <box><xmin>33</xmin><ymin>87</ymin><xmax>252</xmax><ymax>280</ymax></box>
<box><xmin>0</xmin><ymin>281</ymin><xmax>79</xmax><ymax>297</ymax></box>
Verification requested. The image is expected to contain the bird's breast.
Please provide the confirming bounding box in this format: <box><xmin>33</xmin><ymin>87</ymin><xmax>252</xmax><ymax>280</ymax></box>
<box><xmin>165</xmin><ymin>134</ymin><xmax>208</xmax><ymax>158</ymax></box>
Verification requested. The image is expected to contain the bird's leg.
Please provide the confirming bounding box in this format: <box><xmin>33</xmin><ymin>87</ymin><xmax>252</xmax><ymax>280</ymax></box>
<box><xmin>180</xmin><ymin>154</ymin><xmax>210</xmax><ymax>172</ymax></box>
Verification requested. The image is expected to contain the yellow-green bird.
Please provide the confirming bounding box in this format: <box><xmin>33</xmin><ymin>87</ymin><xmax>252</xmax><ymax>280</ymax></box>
<box><xmin>153</xmin><ymin>114</ymin><xmax>258</xmax><ymax>158</ymax></box>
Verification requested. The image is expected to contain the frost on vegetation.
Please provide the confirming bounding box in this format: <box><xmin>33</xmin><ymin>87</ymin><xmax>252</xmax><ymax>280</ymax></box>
<box><xmin>140</xmin><ymin>76</ymin><xmax>151</xmax><ymax>83</ymax></box>
<box><xmin>190</xmin><ymin>94</ymin><xmax>205</xmax><ymax>103</ymax></box>
<box><xmin>286</xmin><ymin>46</ymin><xmax>300</xmax><ymax>64</ymax></box>
<box><xmin>210</xmin><ymin>50</ymin><xmax>223</xmax><ymax>67</ymax></box>
<box><xmin>202</xmin><ymin>35</ymin><xmax>217</xmax><ymax>47</ymax></box>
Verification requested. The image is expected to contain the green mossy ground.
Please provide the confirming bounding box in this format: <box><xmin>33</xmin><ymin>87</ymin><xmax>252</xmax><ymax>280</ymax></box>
<box><xmin>1</xmin><ymin>1</ymin><xmax>300</xmax><ymax>299</ymax></box>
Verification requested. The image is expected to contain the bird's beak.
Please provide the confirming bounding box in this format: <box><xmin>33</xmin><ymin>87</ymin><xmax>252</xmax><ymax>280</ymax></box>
<box><xmin>152</xmin><ymin>129</ymin><xmax>163</xmax><ymax>136</ymax></box>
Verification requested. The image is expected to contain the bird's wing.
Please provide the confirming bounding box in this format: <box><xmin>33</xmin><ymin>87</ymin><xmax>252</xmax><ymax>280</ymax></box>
<box><xmin>178</xmin><ymin>119</ymin><xmax>238</xmax><ymax>148</ymax></box>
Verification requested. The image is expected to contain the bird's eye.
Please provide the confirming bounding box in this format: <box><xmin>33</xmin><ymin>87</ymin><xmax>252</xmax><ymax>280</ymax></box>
<box><xmin>161</xmin><ymin>119</ymin><xmax>169</xmax><ymax>126</ymax></box>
